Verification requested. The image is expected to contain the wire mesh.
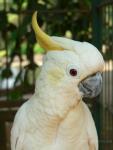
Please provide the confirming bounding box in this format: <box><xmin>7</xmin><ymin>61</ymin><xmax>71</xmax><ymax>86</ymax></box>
<box><xmin>98</xmin><ymin>0</ymin><xmax>113</xmax><ymax>149</ymax></box>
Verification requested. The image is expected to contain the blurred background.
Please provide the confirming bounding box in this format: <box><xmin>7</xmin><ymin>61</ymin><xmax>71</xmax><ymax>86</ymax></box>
<box><xmin>0</xmin><ymin>0</ymin><xmax>113</xmax><ymax>149</ymax></box>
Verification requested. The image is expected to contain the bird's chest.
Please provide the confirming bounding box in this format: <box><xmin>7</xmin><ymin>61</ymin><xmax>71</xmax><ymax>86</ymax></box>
<box><xmin>52</xmin><ymin>109</ymin><xmax>88</xmax><ymax>150</ymax></box>
<box><xmin>24</xmin><ymin>103</ymin><xmax>88</xmax><ymax>150</ymax></box>
<box><xmin>23</xmin><ymin>116</ymin><xmax>88</xmax><ymax>150</ymax></box>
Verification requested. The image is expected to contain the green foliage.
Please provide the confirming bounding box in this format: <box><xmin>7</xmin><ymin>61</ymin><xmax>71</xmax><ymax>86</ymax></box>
<box><xmin>0</xmin><ymin>0</ymin><xmax>92</xmax><ymax>68</ymax></box>
<box><xmin>0</xmin><ymin>0</ymin><xmax>92</xmax><ymax>56</ymax></box>
<box><xmin>8</xmin><ymin>89</ymin><xmax>23</xmax><ymax>101</ymax></box>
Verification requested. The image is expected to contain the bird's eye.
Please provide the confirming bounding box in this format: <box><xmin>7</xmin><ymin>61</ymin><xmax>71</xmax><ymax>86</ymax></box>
<box><xmin>66</xmin><ymin>64</ymin><xmax>79</xmax><ymax>77</ymax></box>
<box><xmin>69</xmin><ymin>69</ymin><xmax>77</xmax><ymax>76</ymax></box>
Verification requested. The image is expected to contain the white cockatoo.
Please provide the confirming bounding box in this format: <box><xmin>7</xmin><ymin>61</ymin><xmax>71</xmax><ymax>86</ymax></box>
<box><xmin>11</xmin><ymin>12</ymin><xmax>104</xmax><ymax>150</ymax></box>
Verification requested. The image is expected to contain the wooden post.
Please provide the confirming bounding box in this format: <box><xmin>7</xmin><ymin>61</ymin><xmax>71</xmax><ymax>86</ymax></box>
<box><xmin>0</xmin><ymin>122</ymin><xmax>7</xmax><ymax>150</ymax></box>
<box><xmin>92</xmin><ymin>0</ymin><xmax>102</xmax><ymax>145</ymax></box>
<box><xmin>92</xmin><ymin>0</ymin><xmax>102</xmax><ymax>50</ymax></box>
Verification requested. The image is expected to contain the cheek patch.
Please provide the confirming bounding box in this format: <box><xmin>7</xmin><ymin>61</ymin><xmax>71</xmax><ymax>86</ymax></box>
<box><xmin>47</xmin><ymin>67</ymin><xmax>64</xmax><ymax>86</ymax></box>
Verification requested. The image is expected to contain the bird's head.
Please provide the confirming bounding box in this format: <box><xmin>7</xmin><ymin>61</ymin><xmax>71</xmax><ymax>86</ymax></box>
<box><xmin>32</xmin><ymin>12</ymin><xmax>104</xmax><ymax>104</ymax></box>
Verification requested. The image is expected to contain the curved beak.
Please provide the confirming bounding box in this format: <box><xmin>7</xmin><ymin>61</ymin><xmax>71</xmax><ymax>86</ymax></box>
<box><xmin>79</xmin><ymin>72</ymin><xmax>102</xmax><ymax>98</ymax></box>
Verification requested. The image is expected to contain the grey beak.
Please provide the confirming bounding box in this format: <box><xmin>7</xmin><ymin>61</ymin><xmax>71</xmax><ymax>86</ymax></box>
<box><xmin>79</xmin><ymin>72</ymin><xmax>102</xmax><ymax>99</ymax></box>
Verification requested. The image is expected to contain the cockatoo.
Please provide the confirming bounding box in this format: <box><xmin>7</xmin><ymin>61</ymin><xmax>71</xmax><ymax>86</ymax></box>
<box><xmin>11</xmin><ymin>12</ymin><xmax>104</xmax><ymax>150</ymax></box>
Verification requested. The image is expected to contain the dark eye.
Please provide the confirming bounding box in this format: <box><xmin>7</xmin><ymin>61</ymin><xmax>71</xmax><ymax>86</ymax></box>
<box><xmin>69</xmin><ymin>69</ymin><xmax>77</xmax><ymax>76</ymax></box>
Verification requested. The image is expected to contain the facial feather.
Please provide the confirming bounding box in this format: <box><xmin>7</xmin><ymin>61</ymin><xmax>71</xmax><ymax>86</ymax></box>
<box><xmin>47</xmin><ymin>67</ymin><xmax>64</xmax><ymax>86</ymax></box>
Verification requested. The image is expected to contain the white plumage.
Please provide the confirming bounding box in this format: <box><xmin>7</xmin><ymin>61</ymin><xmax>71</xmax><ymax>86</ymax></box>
<box><xmin>11</xmin><ymin>12</ymin><xmax>104</xmax><ymax>150</ymax></box>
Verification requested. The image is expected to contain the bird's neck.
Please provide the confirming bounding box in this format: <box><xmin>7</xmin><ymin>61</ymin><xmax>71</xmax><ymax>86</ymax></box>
<box><xmin>27</xmin><ymin>95</ymin><xmax>63</xmax><ymax>143</ymax></box>
<box><xmin>27</xmin><ymin>98</ymin><xmax>84</xmax><ymax>144</ymax></box>
<box><xmin>34</xmin><ymin>79</ymin><xmax>82</xmax><ymax>117</ymax></box>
